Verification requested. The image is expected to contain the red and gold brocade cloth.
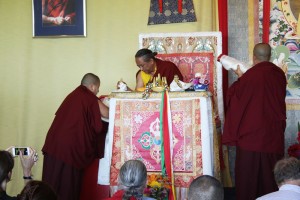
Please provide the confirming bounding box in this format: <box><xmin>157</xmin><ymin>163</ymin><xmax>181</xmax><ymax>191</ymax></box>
<box><xmin>109</xmin><ymin>97</ymin><xmax>203</xmax><ymax>188</ymax></box>
<box><xmin>156</xmin><ymin>53</ymin><xmax>216</xmax><ymax>94</ymax></box>
<box><xmin>139</xmin><ymin>33</ymin><xmax>224</xmax><ymax>128</ymax></box>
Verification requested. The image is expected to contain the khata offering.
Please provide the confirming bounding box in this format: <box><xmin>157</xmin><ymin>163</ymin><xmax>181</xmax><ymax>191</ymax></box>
<box><xmin>218</xmin><ymin>54</ymin><xmax>249</xmax><ymax>73</ymax></box>
<box><xmin>170</xmin><ymin>75</ymin><xmax>193</xmax><ymax>92</ymax></box>
<box><xmin>116</xmin><ymin>79</ymin><xmax>128</xmax><ymax>92</ymax></box>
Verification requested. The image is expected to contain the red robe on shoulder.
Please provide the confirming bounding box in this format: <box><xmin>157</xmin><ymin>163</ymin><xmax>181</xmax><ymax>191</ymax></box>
<box><xmin>152</xmin><ymin>58</ymin><xmax>184</xmax><ymax>85</ymax></box>
<box><xmin>222</xmin><ymin>61</ymin><xmax>286</xmax><ymax>200</ymax></box>
<box><xmin>222</xmin><ymin>61</ymin><xmax>286</xmax><ymax>153</ymax></box>
<box><xmin>42</xmin><ymin>85</ymin><xmax>104</xmax><ymax>169</ymax></box>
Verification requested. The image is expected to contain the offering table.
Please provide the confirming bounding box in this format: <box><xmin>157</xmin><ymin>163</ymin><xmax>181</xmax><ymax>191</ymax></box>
<box><xmin>98</xmin><ymin>91</ymin><xmax>220</xmax><ymax>199</ymax></box>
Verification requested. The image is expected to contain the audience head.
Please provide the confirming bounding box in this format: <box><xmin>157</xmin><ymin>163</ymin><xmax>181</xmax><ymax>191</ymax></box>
<box><xmin>0</xmin><ymin>150</ymin><xmax>14</xmax><ymax>191</ymax></box>
<box><xmin>118</xmin><ymin>160</ymin><xmax>147</xmax><ymax>200</ymax></box>
<box><xmin>81</xmin><ymin>73</ymin><xmax>100</xmax><ymax>95</ymax></box>
<box><xmin>253</xmin><ymin>43</ymin><xmax>272</xmax><ymax>64</ymax></box>
<box><xmin>188</xmin><ymin>175</ymin><xmax>224</xmax><ymax>200</ymax></box>
<box><xmin>135</xmin><ymin>49</ymin><xmax>157</xmax><ymax>74</ymax></box>
<box><xmin>18</xmin><ymin>180</ymin><xmax>57</xmax><ymax>200</ymax></box>
<box><xmin>274</xmin><ymin>157</ymin><xmax>300</xmax><ymax>187</ymax></box>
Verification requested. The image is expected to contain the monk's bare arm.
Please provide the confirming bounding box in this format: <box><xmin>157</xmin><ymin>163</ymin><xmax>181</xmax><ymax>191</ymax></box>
<box><xmin>98</xmin><ymin>100</ymin><xmax>109</xmax><ymax>119</ymax></box>
<box><xmin>233</xmin><ymin>65</ymin><xmax>244</xmax><ymax>78</ymax></box>
<box><xmin>135</xmin><ymin>71</ymin><xmax>144</xmax><ymax>90</ymax></box>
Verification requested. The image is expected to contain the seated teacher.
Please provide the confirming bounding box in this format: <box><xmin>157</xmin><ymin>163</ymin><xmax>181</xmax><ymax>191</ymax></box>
<box><xmin>135</xmin><ymin>49</ymin><xmax>183</xmax><ymax>91</ymax></box>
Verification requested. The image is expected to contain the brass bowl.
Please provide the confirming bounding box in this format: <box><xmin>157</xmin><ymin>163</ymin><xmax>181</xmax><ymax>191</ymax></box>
<box><xmin>152</xmin><ymin>86</ymin><xmax>165</xmax><ymax>92</ymax></box>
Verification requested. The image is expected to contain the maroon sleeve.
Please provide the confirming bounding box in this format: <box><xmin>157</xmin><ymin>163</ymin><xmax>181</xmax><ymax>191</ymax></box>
<box><xmin>96</xmin><ymin>120</ymin><xmax>108</xmax><ymax>158</ymax></box>
<box><xmin>155</xmin><ymin>59</ymin><xmax>184</xmax><ymax>86</ymax></box>
<box><xmin>43</xmin><ymin>86</ymin><xmax>104</xmax><ymax>169</ymax></box>
<box><xmin>222</xmin><ymin>66</ymin><xmax>266</xmax><ymax>145</ymax></box>
<box><xmin>222</xmin><ymin>62</ymin><xmax>286</xmax><ymax>153</ymax></box>
<box><xmin>222</xmin><ymin>78</ymin><xmax>250</xmax><ymax>146</ymax></box>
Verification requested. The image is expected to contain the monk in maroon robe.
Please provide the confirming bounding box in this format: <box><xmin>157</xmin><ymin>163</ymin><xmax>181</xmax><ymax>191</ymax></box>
<box><xmin>42</xmin><ymin>0</ymin><xmax>76</xmax><ymax>26</ymax></box>
<box><xmin>222</xmin><ymin>43</ymin><xmax>286</xmax><ymax>200</ymax></box>
<box><xmin>42</xmin><ymin>73</ymin><xmax>109</xmax><ymax>200</ymax></box>
<box><xmin>134</xmin><ymin>49</ymin><xmax>183</xmax><ymax>90</ymax></box>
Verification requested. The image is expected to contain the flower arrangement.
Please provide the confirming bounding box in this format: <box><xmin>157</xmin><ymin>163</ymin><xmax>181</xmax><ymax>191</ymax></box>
<box><xmin>192</xmin><ymin>73</ymin><xmax>209</xmax><ymax>91</ymax></box>
<box><xmin>287</xmin><ymin>122</ymin><xmax>300</xmax><ymax>158</ymax></box>
<box><xmin>144</xmin><ymin>174</ymin><xmax>171</xmax><ymax>200</ymax></box>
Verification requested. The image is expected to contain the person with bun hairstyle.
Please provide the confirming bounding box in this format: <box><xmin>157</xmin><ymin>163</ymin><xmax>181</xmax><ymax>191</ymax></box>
<box><xmin>134</xmin><ymin>49</ymin><xmax>183</xmax><ymax>91</ymax></box>
<box><xmin>105</xmin><ymin>160</ymin><xmax>155</xmax><ymax>200</ymax></box>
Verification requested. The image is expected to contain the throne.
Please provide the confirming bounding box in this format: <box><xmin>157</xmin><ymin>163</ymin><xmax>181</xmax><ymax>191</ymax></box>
<box><xmin>139</xmin><ymin>32</ymin><xmax>224</xmax><ymax>125</ymax></box>
<box><xmin>99</xmin><ymin>33</ymin><xmax>224</xmax><ymax>200</ymax></box>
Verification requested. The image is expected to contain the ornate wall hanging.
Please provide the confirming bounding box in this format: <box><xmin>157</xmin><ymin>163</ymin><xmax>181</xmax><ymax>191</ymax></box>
<box><xmin>148</xmin><ymin>0</ymin><xmax>197</xmax><ymax>25</ymax></box>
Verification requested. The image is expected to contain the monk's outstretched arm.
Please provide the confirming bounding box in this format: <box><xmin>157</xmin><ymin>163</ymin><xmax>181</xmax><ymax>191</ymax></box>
<box><xmin>135</xmin><ymin>71</ymin><xmax>144</xmax><ymax>91</ymax></box>
<box><xmin>98</xmin><ymin>100</ymin><xmax>109</xmax><ymax>119</ymax></box>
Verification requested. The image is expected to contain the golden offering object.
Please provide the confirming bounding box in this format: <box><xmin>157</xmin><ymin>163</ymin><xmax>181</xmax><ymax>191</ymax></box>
<box><xmin>152</xmin><ymin>86</ymin><xmax>165</xmax><ymax>92</ymax></box>
<box><xmin>151</xmin><ymin>73</ymin><xmax>168</xmax><ymax>93</ymax></box>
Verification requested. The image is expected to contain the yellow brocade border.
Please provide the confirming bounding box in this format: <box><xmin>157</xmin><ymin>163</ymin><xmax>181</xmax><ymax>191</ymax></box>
<box><xmin>287</xmin><ymin>104</ymin><xmax>300</xmax><ymax>110</ymax></box>
<box><xmin>248</xmin><ymin>0</ymin><xmax>255</xmax><ymax>60</ymax></box>
<box><xmin>109</xmin><ymin>91</ymin><xmax>210</xmax><ymax>99</ymax></box>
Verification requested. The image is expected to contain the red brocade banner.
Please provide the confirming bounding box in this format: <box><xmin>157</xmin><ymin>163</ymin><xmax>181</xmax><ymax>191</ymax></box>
<box><xmin>262</xmin><ymin>0</ymin><xmax>270</xmax><ymax>43</ymax></box>
<box><xmin>158</xmin><ymin>0</ymin><xmax>183</xmax><ymax>14</ymax></box>
<box><xmin>178</xmin><ymin>0</ymin><xmax>182</xmax><ymax>14</ymax></box>
<box><xmin>218</xmin><ymin>0</ymin><xmax>228</xmax><ymax>107</ymax></box>
<box><xmin>159</xmin><ymin>0</ymin><xmax>163</xmax><ymax>13</ymax></box>
<box><xmin>109</xmin><ymin>98</ymin><xmax>203</xmax><ymax>188</ymax></box>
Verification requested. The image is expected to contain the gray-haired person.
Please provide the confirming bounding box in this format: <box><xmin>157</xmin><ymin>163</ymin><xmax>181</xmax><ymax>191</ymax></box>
<box><xmin>188</xmin><ymin>175</ymin><xmax>224</xmax><ymax>200</ymax></box>
<box><xmin>106</xmin><ymin>160</ymin><xmax>155</xmax><ymax>200</ymax></box>
<box><xmin>256</xmin><ymin>157</ymin><xmax>300</xmax><ymax>200</ymax></box>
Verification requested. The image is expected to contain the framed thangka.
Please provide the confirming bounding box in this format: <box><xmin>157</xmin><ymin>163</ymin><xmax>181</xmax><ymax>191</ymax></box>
<box><xmin>265</xmin><ymin>0</ymin><xmax>300</xmax><ymax>105</ymax></box>
<box><xmin>32</xmin><ymin>0</ymin><xmax>86</xmax><ymax>37</ymax></box>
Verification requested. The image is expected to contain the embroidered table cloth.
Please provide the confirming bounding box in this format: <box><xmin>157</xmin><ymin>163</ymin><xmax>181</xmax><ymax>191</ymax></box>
<box><xmin>98</xmin><ymin>92</ymin><xmax>217</xmax><ymax>193</ymax></box>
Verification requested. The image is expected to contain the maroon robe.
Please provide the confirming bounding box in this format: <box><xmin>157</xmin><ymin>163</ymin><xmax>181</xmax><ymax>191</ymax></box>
<box><xmin>43</xmin><ymin>0</ymin><xmax>76</xmax><ymax>25</ymax></box>
<box><xmin>222</xmin><ymin>61</ymin><xmax>286</xmax><ymax>200</ymax></box>
<box><xmin>42</xmin><ymin>85</ymin><xmax>104</xmax><ymax>200</ymax></box>
<box><xmin>153</xmin><ymin>58</ymin><xmax>183</xmax><ymax>85</ymax></box>
<box><xmin>136</xmin><ymin>58</ymin><xmax>184</xmax><ymax>86</ymax></box>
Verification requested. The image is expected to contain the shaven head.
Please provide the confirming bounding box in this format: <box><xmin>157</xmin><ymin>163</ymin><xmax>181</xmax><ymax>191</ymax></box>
<box><xmin>253</xmin><ymin>43</ymin><xmax>272</xmax><ymax>64</ymax></box>
<box><xmin>81</xmin><ymin>73</ymin><xmax>100</xmax><ymax>87</ymax></box>
<box><xmin>81</xmin><ymin>73</ymin><xmax>100</xmax><ymax>95</ymax></box>
<box><xmin>188</xmin><ymin>175</ymin><xmax>224</xmax><ymax>200</ymax></box>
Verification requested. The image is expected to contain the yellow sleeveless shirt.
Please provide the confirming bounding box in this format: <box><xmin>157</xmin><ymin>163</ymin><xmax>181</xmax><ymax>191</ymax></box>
<box><xmin>141</xmin><ymin>71</ymin><xmax>153</xmax><ymax>87</ymax></box>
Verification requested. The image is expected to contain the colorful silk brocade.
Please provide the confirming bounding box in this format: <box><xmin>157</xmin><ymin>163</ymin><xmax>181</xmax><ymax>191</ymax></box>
<box><xmin>110</xmin><ymin>98</ymin><xmax>203</xmax><ymax>188</ymax></box>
